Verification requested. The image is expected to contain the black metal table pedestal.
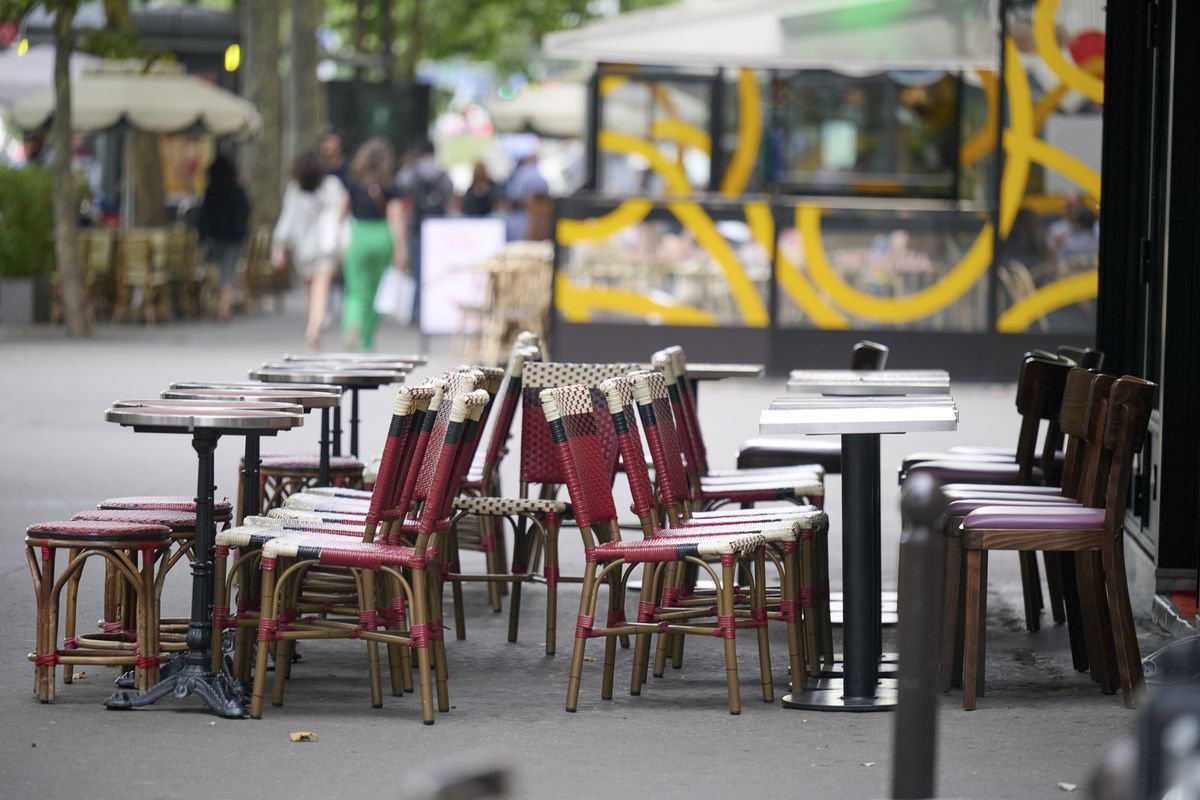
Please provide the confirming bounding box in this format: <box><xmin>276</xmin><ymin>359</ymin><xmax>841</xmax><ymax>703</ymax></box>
<box><xmin>105</xmin><ymin>430</ymin><xmax>246</xmax><ymax>718</ymax></box>
<box><xmin>782</xmin><ymin>433</ymin><xmax>896</xmax><ymax>712</ymax></box>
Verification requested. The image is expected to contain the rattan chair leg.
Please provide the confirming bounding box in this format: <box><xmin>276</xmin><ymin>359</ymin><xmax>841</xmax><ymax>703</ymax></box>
<box><xmin>601</xmin><ymin>582</ymin><xmax>619</xmax><ymax>700</ymax></box>
<box><xmin>671</xmin><ymin>563</ymin><xmax>693</xmax><ymax>670</ymax></box>
<box><xmin>506</xmin><ymin>528</ymin><xmax>534</xmax><ymax>644</ymax></box>
<box><xmin>137</xmin><ymin>549</ymin><xmax>160</xmax><ymax>690</ymax></box>
<box><xmin>211</xmin><ymin>547</ymin><xmax>229</xmax><ymax>674</ymax></box>
<box><xmin>720</xmin><ymin>558</ymin><xmax>741</xmax><ymax>716</ymax></box>
<box><xmin>102</xmin><ymin>559</ymin><xmax>121</xmax><ymax>638</ymax></box>
<box><xmin>800</xmin><ymin>534</ymin><xmax>822</xmax><ymax>680</ymax></box>
<box><xmin>360</xmin><ymin>569</ymin><xmax>385</xmax><ymax>709</ymax></box>
<box><xmin>62</xmin><ymin>547</ymin><xmax>81</xmax><ymax>685</ymax></box>
<box><xmin>410</xmin><ymin>568</ymin><xmax>436</xmax><ymax>725</ymax></box>
<box><xmin>781</xmin><ymin>545</ymin><xmax>806</xmax><ymax>690</ymax></box>
<box><xmin>653</xmin><ymin>562</ymin><xmax>680</xmax><ymax>678</ymax></box>
<box><xmin>817</xmin><ymin>523</ymin><xmax>834</xmax><ymax>671</ymax></box>
<box><xmin>753</xmin><ymin>551</ymin><xmax>774</xmax><ymax>703</ymax></box>
<box><xmin>630</xmin><ymin>565</ymin><xmax>657</xmax><ymax>696</ymax></box>
<box><xmin>381</xmin><ymin>579</ymin><xmax>406</xmax><ymax>696</ymax></box>
<box><xmin>481</xmin><ymin>515</ymin><xmax>503</xmax><ymax>612</ymax></box>
<box><xmin>544</xmin><ymin>521</ymin><xmax>560</xmax><ymax>655</ymax></box>
<box><xmin>962</xmin><ymin>549</ymin><xmax>987</xmax><ymax>710</ymax></box>
<box><xmin>232</xmin><ymin>553</ymin><xmax>260</xmax><ymax>685</ymax></box>
<box><xmin>566</xmin><ymin>562</ymin><xmax>598</xmax><ymax>712</ymax></box>
<box><xmin>34</xmin><ymin>545</ymin><xmax>56</xmax><ymax>702</ymax></box>
<box><xmin>446</xmin><ymin>528</ymin><xmax>467</xmax><ymax>640</ymax></box>
<box><xmin>427</xmin><ymin>569</ymin><xmax>450</xmax><ymax>713</ymax></box>
<box><xmin>250</xmin><ymin>564</ymin><xmax>277</xmax><ymax>719</ymax></box>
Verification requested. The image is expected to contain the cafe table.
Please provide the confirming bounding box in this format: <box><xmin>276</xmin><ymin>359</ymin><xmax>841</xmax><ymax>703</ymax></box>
<box><xmin>759</xmin><ymin>369</ymin><xmax>957</xmax><ymax>711</ymax></box>
<box><xmin>284</xmin><ymin>351</ymin><xmax>428</xmax><ymax>366</ymax></box>
<box><xmin>248</xmin><ymin>365</ymin><xmax>405</xmax><ymax>458</ymax></box>
<box><xmin>161</xmin><ymin>387</ymin><xmax>342</xmax><ymax>488</ymax></box>
<box><xmin>103</xmin><ymin>403</ymin><xmax>302</xmax><ymax>717</ymax></box>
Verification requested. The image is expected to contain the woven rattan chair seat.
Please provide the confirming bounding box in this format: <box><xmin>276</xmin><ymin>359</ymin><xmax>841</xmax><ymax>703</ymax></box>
<box><xmin>26</xmin><ymin>520</ymin><xmax>172</xmax><ymax>542</ymax></box>
<box><xmin>452</xmin><ymin>495</ymin><xmax>568</xmax><ymax>515</ymax></box>
<box><xmin>99</xmin><ymin>496</ymin><xmax>233</xmax><ymax>518</ymax></box>
<box><xmin>589</xmin><ymin>525</ymin><xmax>796</xmax><ymax>563</ymax></box>
<box><xmin>73</xmin><ymin>508</ymin><xmax>197</xmax><ymax>531</ymax></box>
<box><xmin>257</xmin><ymin>453</ymin><xmax>364</xmax><ymax>471</ymax></box>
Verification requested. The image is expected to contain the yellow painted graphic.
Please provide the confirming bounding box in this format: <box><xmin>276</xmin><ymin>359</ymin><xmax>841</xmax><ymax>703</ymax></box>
<box><xmin>1033</xmin><ymin>0</ymin><xmax>1105</xmax><ymax>104</ymax></box>
<box><xmin>555</xmin><ymin>273</ymin><xmax>718</xmax><ymax>326</ymax></box>
<box><xmin>719</xmin><ymin>69</ymin><xmax>761</xmax><ymax>197</ymax></box>
<box><xmin>557</xmin><ymin>199</ymin><xmax>653</xmax><ymax>246</ymax></box>
<box><xmin>996</xmin><ymin>271</ymin><xmax>1098</xmax><ymax>332</ymax></box>
<box><xmin>670</xmin><ymin>201</ymin><xmax>770</xmax><ymax>327</ymax></box>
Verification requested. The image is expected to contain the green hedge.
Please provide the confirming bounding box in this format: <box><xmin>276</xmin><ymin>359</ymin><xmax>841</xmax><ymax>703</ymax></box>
<box><xmin>0</xmin><ymin>166</ymin><xmax>55</xmax><ymax>278</ymax></box>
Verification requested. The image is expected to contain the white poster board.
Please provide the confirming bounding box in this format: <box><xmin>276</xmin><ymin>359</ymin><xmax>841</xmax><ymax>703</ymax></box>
<box><xmin>419</xmin><ymin>217</ymin><xmax>507</xmax><ymax>335</ymax></box>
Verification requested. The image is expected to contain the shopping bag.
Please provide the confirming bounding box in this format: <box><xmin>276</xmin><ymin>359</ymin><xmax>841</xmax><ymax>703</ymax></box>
<box><xmin>374</xmin><ymin>267</ymin><xmax>415</xmax><ymax>325</ymax></box>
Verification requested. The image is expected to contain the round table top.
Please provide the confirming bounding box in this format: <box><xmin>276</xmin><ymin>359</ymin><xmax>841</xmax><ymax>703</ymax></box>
<box><xmin>106</xmin><ymin>405</ymin><xmax>304</xmax><ymax>432</ymax></box>
<box><xmin>161</xmin><ymin>388</ymin><xmax>340</xmax><ymax>410</ymax></box>
<box><xmin>284</xmin><ymin>352</ymin><xmax>428</xmax><ymax>366</ymax></box>
<box><xmin>259</xmin><ymin>360</ymin><xmax>414</xmax><ymax>375</ymax></box>
<box><xmin>116</xmin><ymin>398</ymin><xmax>305</xmax><ymax>414</ymax></box>
<box><xmin>249</xmin><ymin>366</ymin><xmax>405</xmax><ymax>388</ymax></box>
<box><xmin>170</xmin><ymin>380</ymin><xmax>342</xmax><ymax>396</ymax></box>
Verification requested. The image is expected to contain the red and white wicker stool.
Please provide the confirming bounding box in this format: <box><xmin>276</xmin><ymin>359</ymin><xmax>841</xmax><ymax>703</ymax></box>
<box><xmin>25</xmin><ymin>520</ymin><xmax>172</xmax><ymax>703</ymax></box>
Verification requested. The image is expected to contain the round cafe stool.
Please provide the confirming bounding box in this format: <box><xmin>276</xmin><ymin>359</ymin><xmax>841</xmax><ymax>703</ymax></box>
<box><xmin>25</xmin><ymin>520</ymin><xmax>172</xmax><ymax>703</ymax></box>
<box><xmin>244</xmin><ymin>453</ymin><xmax>365</xmax><ymax>517</ymax></box>
<box><xmin>70</xmin><ymin>509</ymin><xmax>200</xmax><ymax>659</ymax></box>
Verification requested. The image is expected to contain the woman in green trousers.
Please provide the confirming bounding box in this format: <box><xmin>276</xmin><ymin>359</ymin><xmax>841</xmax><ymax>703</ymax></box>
<box><xmin>341</xmin><ymin>138</ymin><xmax>407</xmax><ymax>351</ymax></box>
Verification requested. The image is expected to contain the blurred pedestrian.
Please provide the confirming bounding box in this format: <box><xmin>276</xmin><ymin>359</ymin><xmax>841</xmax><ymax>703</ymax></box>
<box><xmin>320</xmin><ymin>130</ymin><xmax>349</xmax><ymax>187</ymax></box>
<box><xmin>395</xmin><ymin>138</ymin><xmax>453</xmax><ymax>326</ymax></box>
<box><xmin>461</xmin><ymin>161</ymin><xmax>497</xmax><ymax>217</ymax></box>
<box><xmin>197</xmin><ymin>153</ymin><xmax>250</xmax><ymax>322</ymax></box>
<box><xmin>272</xmin><ymin>149</ymin><xmax>347</xmax><ymax>349</ymax></box>
<box><xmin>340</xmin><ymin>138</ymin><xmax>406</xmax><ymax>352</ymax></box>
<box><xmin>504</xmin><ymin>145</ymin><xmax>549</xmax><ymax>241</ymax></box>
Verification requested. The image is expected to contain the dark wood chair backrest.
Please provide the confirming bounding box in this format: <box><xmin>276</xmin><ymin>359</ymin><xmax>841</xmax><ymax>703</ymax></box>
<box><xmin>1058</xmin><ymin>370</ymin><xmax>1115</xmax><ymax>502</ymax></box>
<box><xmin>1013</xmin><ymin>355</ymin><xmax>1072</xmax><ymax>485</ymax></box>
<box><xmin>1101</xmin><ymin>376</ymin><xmax>1157</xmax><ymax>533</ymax></box>
<box><xmin>850</xmin><ymin>340</ymin><xmax>889</xmax><ymax>370</ymax></box>
<box><xmin>1057</xmin><ymin>345</ymin><xmax>1105</xmax><ymax>371</ymax></box>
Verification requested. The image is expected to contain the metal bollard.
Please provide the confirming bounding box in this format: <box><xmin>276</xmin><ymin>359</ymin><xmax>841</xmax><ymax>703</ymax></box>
<box><xmin>892</xmin><ymin>473</ymin><xmax>948</xmax><ymax>800</ymax></box>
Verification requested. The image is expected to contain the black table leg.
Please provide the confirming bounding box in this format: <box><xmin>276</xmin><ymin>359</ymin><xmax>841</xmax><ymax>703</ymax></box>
<box><xmin>333</xmin><ymin>402</ymin><xmax>343</xmax><ymax>457</ymax></box>
<box><xmin>105</xmin><ymin>430</ymin><xmax>245</xmax><ymax>717</ymax></box>
<box><xmin>318</xmin><ymin>407</ymin><xmax>331</xmax><ymax>486</ymax></box>
<box><xmin>781</xmin><ymin>432</ymin><xmax>896</xmax><ymax>712</ymax></box>
<box><xmin>242</xmin><ymin>435</ymin><xmax>260</xmax><ymax>521</ymax></box>
<box><xmin>349</xmin><ymin>388</ymin><xmax>360</xmax><ymax>457</ymax></box>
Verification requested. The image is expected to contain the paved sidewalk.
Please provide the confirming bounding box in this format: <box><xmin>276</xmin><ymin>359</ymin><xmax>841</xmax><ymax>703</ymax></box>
<box><xmin>0</xmin><ymin>306</ymin><xmax>1165</xmax><ymax>799</ymax></box>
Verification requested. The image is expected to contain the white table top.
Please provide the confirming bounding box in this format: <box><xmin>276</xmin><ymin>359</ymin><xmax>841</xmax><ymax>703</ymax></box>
<box><xmin>759</xmin><ymin>401</ymin><xmax>959</xmax><ymax>435</ymax></box>
<box><xmin>770</xmin><ymin>395</ymin><xmax>956</xmax><ymax>410</ymax></box>
<box><xmin>787</xmin><ymin>369</ymin><xmax>950</xmax><ymax>396</ymax></box>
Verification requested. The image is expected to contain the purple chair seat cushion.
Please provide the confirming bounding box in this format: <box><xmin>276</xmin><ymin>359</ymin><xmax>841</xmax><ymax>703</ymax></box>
<box><xmin>947</xmin><ymin>496</ymin><xmax>1081</xmax><ymax>517</ymax></box>
<box><xmin>904</xmin><ymin>460</ymin><xmax>1044</xmax><ymax>485</ymax></box>
<box><xmin>941</xmin><ymin>483</ymin><xmax>1062</xmax><ymax>495</ymax></box>
<box><xmin>963</xmin><ymin>505</ymin><xmax>1106</xmax><ymax>530</ymax></box>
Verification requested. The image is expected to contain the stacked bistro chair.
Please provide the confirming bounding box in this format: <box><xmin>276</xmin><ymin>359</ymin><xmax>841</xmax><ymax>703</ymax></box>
<box><xmin>934</xmin><ymin>368</ymin><xmax>1110</xmax><ymax>698</ymax></box>
<box><xmin>736</xmin><ymin>340</ymin><xmax>889</xmax><ymax>473</ymax></box>
<box><xmin>214</xmin><ymin>376</ymin><xmax>492</xmax><ymax>723</ymax></box>
<box><xmin>630</xmin><ymin>368</ymin><xmax>835</xmax><ymax>678</ymax></box>
<box><xmin>653</xmin><ymin>347</ymin><xmax>827</xmax><ymax>501</ymax></box>
<box><xmin>947</xmin><ymin>373</ymin><xmax>1155</xmax><ymax>709</ymax></box>
<box><xmin>904</xmin><ymin>353</ymin><xmax>1074</xmax><ymax>632</ymax></box>
<box><xmin>544</xmin><ymin>381</ymin><xmax>806</xmax><ymax>714</ymax></box>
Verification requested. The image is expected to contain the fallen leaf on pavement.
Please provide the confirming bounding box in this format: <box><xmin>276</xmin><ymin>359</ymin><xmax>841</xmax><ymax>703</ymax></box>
<box><xmin>289</xmin><ymin>731</ymin><xmax>318</xmax><ymax>743</ymax></box>
<box><xmin>71</xmin><ymin>672</ymin><xmax>87</xmax><ymax>680</ymax></box>
<box><xmin>1058</xmin><ymin>783</ymin><xmax>1077</xmax><ymax>792</ymax></box>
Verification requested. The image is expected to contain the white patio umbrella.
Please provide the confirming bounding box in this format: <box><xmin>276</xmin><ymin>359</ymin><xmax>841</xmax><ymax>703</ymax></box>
<box><xmin>0</xmin><ymin>45</ymin><xmax>102</xmax><ymax>108</ymax></box>
<box><xmin>12</xmin><ymin>61</ymin><xmax>260</xmax><ymax>137</ymax></box>
<box><xmin>492</xmin><ymin>80</ymin><xmax>709</xmax><ymax>139</ymax></box>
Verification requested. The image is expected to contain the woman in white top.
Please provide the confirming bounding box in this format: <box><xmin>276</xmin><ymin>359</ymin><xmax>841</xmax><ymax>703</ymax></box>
<box><xmin>273</xmin><ymin>149</ymin><xmax>347</xmax><ymax>348</ymax></box>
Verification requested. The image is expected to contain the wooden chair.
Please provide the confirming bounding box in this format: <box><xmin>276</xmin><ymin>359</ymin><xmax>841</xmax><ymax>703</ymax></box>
<box><xmin>937</xmin><ymin>368</ymin><xmax>1114</xmax><ymax>693</ymax></box>
<box><xmin>958</xmin><ymin>375</ymin><xmax>1156</xmax><ymax>709</ymax></box>
<box><xmin>736</xmin><ymin>339</ymin><xmax>889</xmax><ymax>473</ymax></box>
<box><xmin>112</xmin><ymin>230</ymin><xmax>171</xmax><ymax>325</ymax></box>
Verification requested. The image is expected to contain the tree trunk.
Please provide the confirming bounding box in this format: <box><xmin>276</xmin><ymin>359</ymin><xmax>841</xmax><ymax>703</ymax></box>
<box><xmin>285</xmin><ymin>0</ymin><xmax>324</xmax><ymax>165</ymax></box>
<box><xmin>52</xmin><ymin>3</ymin><xmax>89</xmax><ymax>337</ymax></box>
<box><xmin>352</xmin><ymin>0</ymin><xmax>365</xmax><ymax>79</ymax></box>
<box><xmin>103</xmin><ymin>0</ymin><xmax>167</xmax><ymax>226</ymax></box>
<box><xmin>241</xmin><ymin>0</ymin><xmax>283</xmax><ymax>228</ymax></box>
<box><xmin>402</xmin><ymin>0</ymin><xmax>423</xmax><ymax>81</ymax></box>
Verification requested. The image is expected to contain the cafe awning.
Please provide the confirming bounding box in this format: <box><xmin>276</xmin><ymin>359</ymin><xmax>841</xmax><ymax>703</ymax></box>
<box><xmin>11</xmin><ymin>61</ymin><xmax>260</xmax><ymax>137</ymax></box>
<box><xmin>544</xmin><ymin>0</ymin><xmax>999</xmax><ymax>71</ymax></box>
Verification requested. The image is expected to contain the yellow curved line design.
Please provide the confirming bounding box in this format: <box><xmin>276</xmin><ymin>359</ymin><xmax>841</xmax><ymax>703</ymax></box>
<box><xmin>1000</xmin><ymin>38</ymin><xmax>1035</xmax><ymax>240</ymax></box>
<box><xmin>1033</xmin><ymin>0</ymin><xmax>1104</xmax><ymax>104</ymax></box>
<box><xmin>556</xmin><ymin>199</ymin><xmax>653</xmax><ymax>246</ymax></box>
<box><xmin>670</xmin><ymin>200</ymin><xmax>770</xmax><ymax>327</ymax></box>
<box><xmin>650</xmin><ymin>118</ymin><xmax>711</xmax><ymax>154</ymax></box>
<box><xmin>996</xmin><ymin>271</ymin><xmax>1098</xmax><ymax>332</ymax></box>
<box><xmin>1033</xmin><ymin>83</ymin><xmax>1070</xmax><ymax>133</ymax></box>
<box><xmin>1025</xmin><ymin>137</ymin><xmax>1102</xmax><ymax>200</ymax></box>
<box><xmin>598</xmin><ymin>129</ymin><xmax>692</xmax><ymax>194</ymax></box>
<box><xmin>599</xmin><ymin>75</ymin><xmax>629</xmax><ymax>97</ymax></box>
<box><xmin>555</xmin><ymin>273</ymin><xmax>718</xmax><ymax>326</ymax></box>
<box><xmin>799</xmin><ymin>205</ymin><xmax>995</xmax><ymax>324</ymax></box>
<box><xmin>719</xmin><ymin>68</ymin><xmax>761</xmax><ymax>197</ymax></box>
<box><xmin>745</xmin><ymin>201</ymin><xmax>849</xmax><ymax>328</ymax></box>
<box><xmin>959</xmin><ymin>70</ymin><xmax>999</xmax><ymax>167</ymax></box>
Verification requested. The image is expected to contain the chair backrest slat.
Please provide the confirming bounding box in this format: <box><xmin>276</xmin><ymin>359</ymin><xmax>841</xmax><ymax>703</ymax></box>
<box><xmin>416</xmin><ymin>388</ymin><xmax>492</xmax><ymax>538</ymax></box>
<box><xmin>541</xmin><ymin>385</ymin><xmax>619</xmax><ymax>528</ymax></box>
<box><xmin>479</xmin><ymin>344</ymin><xmax>540</xmax><ymax>484</ymax></box>
<box><xmin>1101</xmin><ymin>376</ymin><xmax>1156</xmax><ymax>533</ymax></box>
<box><xmin>600</xmin><ymin>377</ymin><xmax>658</xmax><ymax>524</ymax></box>
<box><xmin>629</xmin><ymin>369</ymin><xmax>693</xmax><ymax>512</ymax></box>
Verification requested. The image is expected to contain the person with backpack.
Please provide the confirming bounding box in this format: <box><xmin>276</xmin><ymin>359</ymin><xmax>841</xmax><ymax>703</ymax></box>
<box><xmin>395</xmin><ymin>138</ymin><xmax>452</xmax><ymax>326</ymax></box>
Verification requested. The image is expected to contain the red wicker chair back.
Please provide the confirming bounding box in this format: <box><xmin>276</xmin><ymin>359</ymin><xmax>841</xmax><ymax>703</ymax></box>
<box><xmin>654</xmin><ymin>347</ymin><xmax>709</xmax><ymax>479</ymax></box>
<box><xmin>388</xmin><ymin>379</ymin><xmax>447</xmax><ymax>519</ymax></box>
<box><xmin>599</xmin><ymin>377</ymin><xmax>656</xmax><ymax>520</ymax></box>
<box><xmin>520</xmin><ymin>362</ymin><xmax>640</xmax><ymax>486</ymax></box>
<box><xmin>366</xmin><ymin>384</ymin><xmax>436</xmax><ymax>524</ymax></box>
<box><xmin>413</xmin><ymin>370</ymin><xmax>483</xmax><ymax>503</ymax></box>
<box><xmin>628</xmin><ymin>369</ymin><xmax>692</xmax><ymax>512</ymax></box>
<box><xmin>479</xmin><ymin>345</ymin><xmax>540</xmax><ymax>484</ymax></box>
<box><xmin>540</xmin><ymin>384</ymin><xmax>619</xmax><ymax>528</ymax></box>
<box><xmin>419</xmin><ymin>387</ymin><xmax>493</xmax><ymax>536</ymax></box>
